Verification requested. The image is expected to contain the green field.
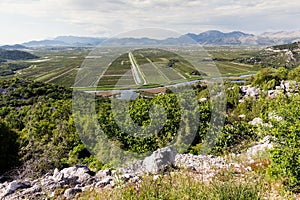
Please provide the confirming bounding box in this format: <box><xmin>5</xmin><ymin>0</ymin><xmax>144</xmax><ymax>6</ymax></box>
<box><xmin>0</xmin><ymin>46</ymin><xmax>264</xmax><ymax>89</ymax></box>
<box><xmin>7</xmin><ymin>48</ymin><xmax>90</xmax><ymax>87</ymax></box>
<box><xmin>96</xmin><ymin>48</ymin><xmax>204</xmax><ymax>89</ymax></box>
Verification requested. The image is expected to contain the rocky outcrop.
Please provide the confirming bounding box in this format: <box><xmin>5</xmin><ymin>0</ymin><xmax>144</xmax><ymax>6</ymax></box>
<box><xmin>0</xmin><ymin>142</ymin><xmax>275</xmax><ymax>199</ymax></box>
<box><xmin>280</xmin><ymin>80</ymin><xmax>299</xmax><ymax>95</ymax></box>
<box><xmin>238</xmin><ymin>81</ymin><xmax>299</xmax><ymax>101</ymax></box>
<box><xmin>175</xmin><ymin>154</ymin><xmax>230</xmax><ymax>180</ymax></box>
<box><xmin>245</xmin><ymin>136</ymin><xmax>274</xmax><ymax>161</ymax></box>
<box><xmin>142</xmin><ymin>146</ymin><xmax>177</xmax><ymax>173</ymax></box>
<box><xmin>118</xmin><ymin>146</ymin><xmax>177</xmax><ymax>175</ymax></box>
<box><xmin>0</xmin><ymin>146</ymin><xmax>177</xmax><ymax>199</ymax></box>
<box><xmin>240</xmin><ymin>86</ymin><xmax>261</xmax><ymax>98</ymax></box>
<box><xmin>0</xmin><ymin>165</ymin><xmax>111</xmax><ymax>200</ymax></box>
<box><xmin>64</xmin><ymin>188</ymin><xmax>82</xmax><ymax>199</ymax></box>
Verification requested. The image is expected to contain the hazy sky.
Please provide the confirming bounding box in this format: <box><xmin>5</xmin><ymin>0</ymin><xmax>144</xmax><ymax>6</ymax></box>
<box><xmin>0</xmin><ymin>0</ymin><xmax>299</xmax><ymax>44</ymax></box>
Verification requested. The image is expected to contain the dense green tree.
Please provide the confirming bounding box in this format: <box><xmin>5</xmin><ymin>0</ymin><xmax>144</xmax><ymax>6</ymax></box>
<box><xmin>288</xmin><ymin>65</ymin><xmax>300</xmax><ymax>82</ymax></box>
<box><xmin>267</xmin><ymin>94</ymin><xmax>300</xmax><ymax>191</ymax></box>
<box><xmin>275</xmin><ymin>67</ymin><xmax>288</xmax><ymax>80</ymax></box>
<box><xmin>19</xmin><ymin>99</ymin><xmax>83</xmax><ymax>176</ymax></box>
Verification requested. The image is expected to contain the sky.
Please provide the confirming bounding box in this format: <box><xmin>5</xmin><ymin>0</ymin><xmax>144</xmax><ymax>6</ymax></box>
<box><xmin>0</xmin><ymin>0</ymin><xmax>299</xmax><ymax>44</ymax></box>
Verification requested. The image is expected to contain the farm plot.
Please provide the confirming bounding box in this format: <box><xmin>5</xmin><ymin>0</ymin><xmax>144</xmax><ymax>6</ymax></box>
<box><xmin>97</xmin><ymin>53</ymin><xmax>136</xmax><ymax>88</ymax></box>
<box><xmin>216</xmin><ymin>62</ymin><xmax>256</xmax><ymax>74</ymax></box>
<box><xmin>132</xmin><ymin>49</ymin><xmax>200</xmax><ymax>82</ymax></box>
<box><xmin>138</xmin><ymin>62</ymin><xmax>169</xmax><ymax>84</ymax></box>
<box><xmin>154</xmin><ymin>63</ymin><xmax>185</xmax><ymax>80</ymax></box>
<box><xmin>50</xmin><ymin>69</ymin><xmax>78</xmax><ymax>87</ymax></box>
<box><xmin>15</xmin><ymin>49</ymin><xmax>88</xmax><ymax>87</ymax></box>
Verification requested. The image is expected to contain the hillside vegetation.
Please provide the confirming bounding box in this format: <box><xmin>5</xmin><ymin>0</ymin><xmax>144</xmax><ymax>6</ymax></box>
<box><xmin>0</xmin><ymin>49</ymin><xmax>38</xmax><ymax>60</ymax></box>
<box><xmin>1</xmin><ymin>46</ymin><xmax>300</xmax><ymax>198</ymax></box>
<box><xmin>0</xmin><ymin>63</ymin><xmax>299</xmax><ymax>186</ymax></box>
<box><xmin>0</xmin><ymin>49</ymin><xmax>39</xmax><ymax>76</ymax></box>
<box><xmin>239</xmin><ymin>42</ymin><xmax>300</xmax><ymax>69</ymax></box>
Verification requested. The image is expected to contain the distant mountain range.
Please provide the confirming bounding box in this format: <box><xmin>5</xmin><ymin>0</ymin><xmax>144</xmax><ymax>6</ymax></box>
<box><xmin>184</xmin><ymin>31</ymin><xmax>254</xmax><ymax>45</ymax></box>
<box><xmin>2</xmin><ymin>30</ymin><xmax>300</xmax><ymax>48</ymax></box>
<box><xmin>0</xmin><ymin>44</ymin><xmax>28</xmax><ymax>50</ymax></box>
<box><xmin>21</xmin><ymin>36</ymin><xmax>106</xmax><ymax>47</ymax></box>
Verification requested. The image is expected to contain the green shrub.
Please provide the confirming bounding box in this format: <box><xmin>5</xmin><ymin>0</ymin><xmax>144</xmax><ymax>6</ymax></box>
<box><xmin>19</xmin><ymin>99</ymin><xmax>82</xmax><ymax>177</ymax></box>
<box><xmin>275</xmin><ymin>67</ymin><xmax>288</xmax><ymax>80</ymax></box>
<box><xmin>251</xmin><ymin>67</ymin><xmax>287</xmax><ymax>90</ymax></box>
<box><xmin>233</xmin><ymin>97</ymin><xmax>261</xmax><ymax>122</ymax></box>
<box><xmin>288</xmin><ymin>65</ymin><xmax>300</xmax><ymax>82</ymax></box>
<box><xmin>212</xmin><ymin>121</ymin><xmax>257</xmax><ymax>155</ymax></box>
<box><xmin>267</xmin><ymin>94</ymin><xmax>300</xmax><ymax>192</ymax></box>
<box><xmin>61</xmin><ymin>144</ymin><xmax>103</xmax><ymax>171</ymax></box>
<box><xmin>97</xmin><ymin>93</ymin><xmax>184</xmax><ymax>153</ymax></box>
<box><xmin>226</xmin><ymin>84</ymin><xmax>241</xmax><ymax>109</ymax></box>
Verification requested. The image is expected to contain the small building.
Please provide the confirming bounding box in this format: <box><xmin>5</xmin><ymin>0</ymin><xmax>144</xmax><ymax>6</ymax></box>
<box><xmin>140</xmin><ymin>87</ymin><xmax>167</xmax><ymax>98</ymax></box>
<box><xmin>96</xmin><ymin>91</ymin><xmax>121</xmax><ymax>98</ymax></box>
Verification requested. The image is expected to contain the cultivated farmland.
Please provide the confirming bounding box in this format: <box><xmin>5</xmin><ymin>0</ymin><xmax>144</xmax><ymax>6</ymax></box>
<box><xmin>0</xmin><ymin>46</ymin><xmax>262</xmax><ymax>89</ymax></box>
<box><xmin>96</xmin><ymin>48</ymin><xmax>205</xmax><ymax>89</ymax></box>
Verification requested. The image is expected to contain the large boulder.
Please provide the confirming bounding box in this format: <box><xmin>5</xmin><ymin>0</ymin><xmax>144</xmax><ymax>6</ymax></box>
<box><xmin>64</xmin><ymin>188</ymin><xmax>82</xmax><ymax>199</ymax></box>
<box><xmin>52</xmin><ymin>165</ymin><xmax>93</xmax><ymax>184</ymax></box>
<box><xmin>0</xmin><ymin>180</ymin><xmax>31</xmax><ymax>199</ymax></box>
<box><xmin>240</xmin><ymin>85</ymin><xmax>260</xmax><ymax>98</ymax></box>
<box><xmin>246</xmin><ymin>136</ymin><xmax>274</xmax><ymax>161</ymax></box>
<box><xmin>95</xmin><ymin>169</ymin><xmax>111</xmax><ymax>181</ymax></box>
<box><xmin>142</xmin><ymin>146</ymin><xmax>177</xmax><ymax>174</ymax></box>
<box><xmin>95</xmin><ymin>176</ymin><xmax>113</xmax><ymax>187</ymax></box>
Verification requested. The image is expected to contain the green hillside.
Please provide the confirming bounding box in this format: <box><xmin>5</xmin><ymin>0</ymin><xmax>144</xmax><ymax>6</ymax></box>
<box><xmin>0</xmin><ymin>49</ymin><xmax>38</xmax><ymax>60</ymax></box>
<box><xmin>0</xmin><ymin>49</ymin><xmax>39</xmax><ymax>76</ymax></box>
<box><xmin>237</xmin><ymin>42</ymin><xmax>300</xmax><ymax>69</ymax></box>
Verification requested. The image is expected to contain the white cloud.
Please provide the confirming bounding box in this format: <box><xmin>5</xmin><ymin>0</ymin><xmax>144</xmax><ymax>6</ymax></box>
<box><xmin>0</xmin><ymin>0</ymin><xmax>299</xmax><ymax>44</ymax></box>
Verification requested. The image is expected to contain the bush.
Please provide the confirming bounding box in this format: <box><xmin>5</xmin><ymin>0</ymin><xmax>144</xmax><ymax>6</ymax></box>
<box><xmin>226</xmin><ymin>84</ymin><xmax>241</xmax><ymax>109</ymax></box>
<box><xmin>251</xmin><ymin>67</ymin><xmax>289</xmax><ymax>90</ymax></box>
<box><xmin>19</xmin><ymin>100</ymin><xmax>82</xmax><ymax>177</ymax></box>
<box><xmin>275</xmin><ymin>67</ymin><xmax>288</xmax><ymax>80</ymax></box>
<box><xmin>267</xmin><ymin>95</ymin><xmax>300</xmax><ymax>192</ymax></box>
<box><xmin>212</xmin><ymin>121</ymin><xmax>257</xmax><ymax>155</ymax></box>
<box><xmin>97</xmin><ymin>94</ymin><xmax>182</xmax><ymax>153</ymax></box>
<box><xmin>61</xmin><ymin>144</ymin><xmax>103</xmax><ymax>171</ymax></box>
<box><xmin>233</xmin><ymin>97</ymin><xmax>263</xmax><ymax>122</ymax></box>
<box><xmin>288</xmin><ymin>65</ymin><xmax>300</xmax><ymax>82</ymax></box>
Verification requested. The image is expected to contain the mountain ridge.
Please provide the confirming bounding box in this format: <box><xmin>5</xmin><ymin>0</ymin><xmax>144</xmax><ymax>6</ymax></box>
<box><xmin>7</xmin><ymin>30</ymin><xmax>300</xmax><ymax>47</ymax></box>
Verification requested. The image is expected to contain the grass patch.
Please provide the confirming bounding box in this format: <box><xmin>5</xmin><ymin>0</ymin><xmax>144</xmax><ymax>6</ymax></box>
<box><xmin>77</xmin><ymin>170</ymin><xmax>267</xmax><ymax>200</ymax></box>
